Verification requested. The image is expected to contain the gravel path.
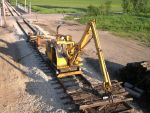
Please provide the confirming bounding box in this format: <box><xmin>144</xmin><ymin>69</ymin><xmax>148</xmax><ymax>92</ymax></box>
<box><xmin>0</xmin><ymin>16</ymin><xmax>67</xmax><ymax>113</ymax></box>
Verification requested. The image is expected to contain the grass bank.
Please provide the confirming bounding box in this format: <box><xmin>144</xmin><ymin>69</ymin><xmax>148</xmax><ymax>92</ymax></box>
<box><xmin>66</xmin><ymin>14</ymin><xmax>150</xmax><ymax>47</ymax></box>
<box><xmin>11</xmin><ymin>0</ymin><xmax>122</xmax><ymax>13</ymax></box>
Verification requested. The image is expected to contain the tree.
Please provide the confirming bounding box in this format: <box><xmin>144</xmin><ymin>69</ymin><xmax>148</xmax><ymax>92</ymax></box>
<box><xmin>122</xmin><ymin>0</ymin><xmax>150</xmax><ymax>14</ymax></box>
<box><xmin>122</xmin><ymin>0</ymin><xmax>133</xmax><ymax>13</ymax></box>
<box><xmin>105</xmin><ymin>0</ymin><xmax>112</xmax><ymax>14</ymax></box>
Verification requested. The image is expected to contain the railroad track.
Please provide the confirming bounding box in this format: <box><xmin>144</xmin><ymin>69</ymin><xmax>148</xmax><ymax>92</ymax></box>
<box><xmin>5</xmin><ymin>1</ymin><xmax>38</xmax><ymax>42</ymax></box>
<box><xmin>16</xmin><ymin>19</ymin><xmax>36</xmax><ymax>37</ymax></box>
<box><xmin>6</xmin><ymin>2</ymin><xmax>135</xmax><ymax>113</ymax></box>
<box><xmin>5</xmin><ymin>2</ymin><xmax>21</xmax><ymax>17</ymax></box>
<box><xmin>16</xmin><ymin>18</ymin><xmax>134</xmax><ymax>113</ymax></box>
<box><xmin>30</xmin><ymin>45</ymin><xmax>134</xmax><ymax>112</ymax></box>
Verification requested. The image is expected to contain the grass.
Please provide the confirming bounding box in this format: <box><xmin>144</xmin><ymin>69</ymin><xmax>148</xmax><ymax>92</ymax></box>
<box><xmin>11</xmin><ymin>0</ymin><xmax>122</xmax><ymax>13</ymax></box>
<box><xmin>31</xmin><ymin>5</ymin><xmax>86</xmax><ymax>14</ymax></box>
<box><xmin>77</xmin><ymin>14</ymin><xmax>150</xmax><ymax>46</ymax></box>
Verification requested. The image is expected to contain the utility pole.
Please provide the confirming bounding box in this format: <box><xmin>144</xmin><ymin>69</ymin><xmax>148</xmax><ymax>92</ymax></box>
<box><xmin>29</xmin><ymin>1</ymin><xmax>31</xmax><ymax>14</ymax></box>
<box><xmin>16</xmin><ymin>0</ymin><xmax>17</xmax><ymax>7</ymax></box>
<box><xmin>24</xmin><ymin>0</ymin><xmax>26</xmax><ymax>12</ymax></box>
<box><xmin>2</xmin><ymin>0</ymin><xmax>7</xmax><ymax>27</ymax></box>
<box><xmin>0</xmin><ymin>7</ymin><xmax>2</xmax><ymax>27</ymax></box>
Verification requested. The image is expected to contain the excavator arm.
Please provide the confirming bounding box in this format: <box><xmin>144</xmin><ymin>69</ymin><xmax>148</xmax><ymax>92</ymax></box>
<box><xmin>69</xmin><ymin>20</ymin><xmax>112</xmax><ymax>93</ymax></box>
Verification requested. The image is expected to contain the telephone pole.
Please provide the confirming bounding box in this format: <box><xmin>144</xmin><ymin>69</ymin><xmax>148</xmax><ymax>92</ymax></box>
<box><xmin>24</xmin><ymin>0</ymin><xmax>26</xmax><ymax>12</ymax></box>
<box><xmin>29</xmin><ymin>1</ymin><xmax>31</xmax><ymax>14</ymax></box>
<box><xmin>16</xmin><ymin>0</ymin><xmax>17</xmax><ymax>7</ymax></box>
<box><xmin>2</xmin><ymin>0</ymin><xmax>7</xmax><ymax>27</ymax></box>
<box><xmin>0</xmin><ymin>7</ymin><xmax>2</xmax><ymax>27</ymax></box>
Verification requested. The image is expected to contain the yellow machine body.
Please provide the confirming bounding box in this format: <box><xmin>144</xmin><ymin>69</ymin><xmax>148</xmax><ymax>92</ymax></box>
<box><xmin>46</xmin><ymin>35</ymin><xmax>82</xmax><ymax>78</ymax></box>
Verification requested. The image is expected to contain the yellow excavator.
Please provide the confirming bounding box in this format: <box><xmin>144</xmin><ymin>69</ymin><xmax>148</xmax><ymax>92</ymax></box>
<box><xmin>46</xmin><ymin>20</ymin><xmax>112</xmax><ymax>93</ymax></box>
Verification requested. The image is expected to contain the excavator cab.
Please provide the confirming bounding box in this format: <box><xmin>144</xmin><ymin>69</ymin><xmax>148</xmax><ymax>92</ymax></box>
<box><xmin>46</xmin><ymin>34</ymin><xmax>82</xmax><ymax>78</ymax></box>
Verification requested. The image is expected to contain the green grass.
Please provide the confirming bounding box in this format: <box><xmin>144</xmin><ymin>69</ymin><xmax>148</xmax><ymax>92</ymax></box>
<box><xmin>65</xmin><ymin>13</ymin><xmax>150</xmax><ymax>47</ymax></box>
<box><xmin>11</xmin><ymin>0</ymin><xmax>150</xmax><ymax>14</ymax></box>
<box><xmin>76</xmin><ymin>14</ymin><xmax>150</xmax><ymax>46</ymax></box>
<box><xmin>11</xmin><ymin>0</ymin><xmax>122</xmax><ymax>13</ymax></box>
<box><xmin>31</xmin><ymin>5</ymin><xmax>85</xmax><ymax>14</ymax></box>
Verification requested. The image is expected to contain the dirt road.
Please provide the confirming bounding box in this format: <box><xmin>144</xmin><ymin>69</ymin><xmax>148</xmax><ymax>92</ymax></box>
<box><xmin>24</xmin><ymin>14</ymin><xmax>150</xmax><ymax>63</ymax></box>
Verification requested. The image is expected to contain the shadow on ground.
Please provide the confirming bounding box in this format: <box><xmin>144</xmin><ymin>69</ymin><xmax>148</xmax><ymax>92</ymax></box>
<box><xmin>0</xmin><ymin>38</ymin><xmax>21</xmax><ymax>61</ymax></box>
<box><xmin>34</xmin><ymin>5</ymin><xmax>86</xmax><ymax>12</ymax></box>
<box><xmin>0</xmin><ymin>35</ymin><xmax>67</xmax><ymax>112</ymax></box>
<box><xmin>0</xmin><ymin>36</ymin><xmax>29</xmax><ymax>76</ymax></box>
<box><xmin>83</xmin><ymin>57</ymin><xmax>124</xmax><ymax>80</ymax></box>
<box><xmin>83</xmin><ymin>57</ymin><xmax>150</xmax><ymax>113</ymax></box>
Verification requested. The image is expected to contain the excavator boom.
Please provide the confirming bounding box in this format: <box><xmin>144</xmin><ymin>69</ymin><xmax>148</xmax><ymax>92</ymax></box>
<box><xmin>69</xmin><ymin>20</ymin><xmax>112</xmax><ymax>92</ymax></box>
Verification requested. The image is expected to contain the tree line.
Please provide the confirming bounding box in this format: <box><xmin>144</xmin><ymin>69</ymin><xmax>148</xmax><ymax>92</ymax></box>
<box><xmin>122</xmin><ymin>0</ymin><xmax>150</xmax><ymax>14</ymax></box>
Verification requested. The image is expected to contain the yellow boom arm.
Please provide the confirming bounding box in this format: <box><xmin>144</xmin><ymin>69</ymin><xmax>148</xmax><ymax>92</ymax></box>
<box><xmin>69</xmin><ymin>20</ymin><xmax>112</xmax><ymax>92</ymax></box>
